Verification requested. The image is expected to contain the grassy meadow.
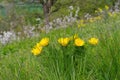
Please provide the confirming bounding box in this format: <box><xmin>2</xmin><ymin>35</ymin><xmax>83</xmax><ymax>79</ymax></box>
<box><xmin>0</xmin><ymin>12</ymin><xmax>120</xmax><ymax>80</ymax></box>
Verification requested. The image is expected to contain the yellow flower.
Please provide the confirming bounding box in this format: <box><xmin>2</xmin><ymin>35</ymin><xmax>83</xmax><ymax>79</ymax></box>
<box><xmin>94</xmin><ymin>16</ymin><xmax>102</xmax><ymax>20</ymax></box>
<box><xmin>89</xmin><ymin>38</ymin><xmax>99</xmax><ymax>45</ymax></box>
<box><xmin>58</xmin><ymin>38</ymin><xmax>70</xmax><ymax>46</ymax></box>
<box><xmin>77</xmin><ymin>20</ymin><xmax>86</xmax><ymax>28</ymax></box>
<box><xmin>81</xmin><ymin>23</ymin><xmax>86</xmax><ymax>27</ymax></box>
<box><xmin>78</xmin><ymin>23</ymin><xmax>86</xmax><ymax>28</ymax></box>
<box><xmin>108</xmin><ymin>12</ymin><xmax>117</xmax><ymax>17</ymax></box>
<box><xmin>95</xmin><ymin>10</ymin><xmax>98</xmax><ymax>13</ymax></box>
<box><xmin>39</xmin><ymin>37</ymin><xmax>49</xmax><ymax>46</ymax></box>
<box><xmin>89</xmin><ymin>18</ymin><xmax>94</xmax><ymax>23</ymax></box>
<box><xmin>113</xmin><ymin>13</ymin><xmax>117</xmax><ymax>17</ymax></box>
<box><xmin>105</xmin><ymin>5</ymin><xmax>109</xmax><ymax>10</ymax></box>
<box><xmin>108</xmin><ymin>12</ymin><xmax>112</xmax><ymax>17</ymax></box>
<box><xmin>98</xmin><ymin>8</ymin><xmax>103</xmax><ymax>13</ymax></box>
<box><xmin>35</xmin><ymin>43</ymin><xmax>41</xmax><ymax>48</ymax></box>
<box><xmin>31</xmin><ymin>47</ymin><xmax>43</xmax><ymax>56</ymax></box>
<box><xmin>74</xmin><ymin>38</ymin><xmax>85</xmax><ymax>46</ymax></box>
<box><xmin>78</xmin><ymin>24</ymin><xmax>81</xmax><ymax>28</ymax></box>
<box><xmin>80</xmin><ymin>19</ymin><xmax>84</xmax><ymax>23</ymax></box>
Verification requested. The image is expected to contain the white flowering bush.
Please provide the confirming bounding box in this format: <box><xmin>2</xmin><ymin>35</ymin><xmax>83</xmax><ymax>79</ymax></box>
<box><xmin>40</xmin><ymin>6</ymin><xmax>79</xmax><ymax>32</ymax></box>
<box><xmin>0</xmin><ymin>31</ymin><xmax>18</xmax><ymax>45</ymax></box>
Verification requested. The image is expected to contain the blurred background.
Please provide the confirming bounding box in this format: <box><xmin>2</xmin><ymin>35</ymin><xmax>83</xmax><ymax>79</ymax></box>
<box><xmin>0</xmin><ymin>0</ymin><xmax>119</xmax><ymax>44</ymax></box>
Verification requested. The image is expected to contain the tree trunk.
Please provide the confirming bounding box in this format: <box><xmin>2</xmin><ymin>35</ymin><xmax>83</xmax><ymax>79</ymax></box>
<box><xmin>43</xmin><ymin>2</ymin><xmax>49</xmax><ymax>26</ymax></box>
<box><xmin>41</xmin><ymin>0</ymin><xmax>56</xmax><ymax>26</ymax></box>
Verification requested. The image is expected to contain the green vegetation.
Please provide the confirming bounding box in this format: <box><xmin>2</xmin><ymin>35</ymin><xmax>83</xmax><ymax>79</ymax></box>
<box><xmin>50</xmin><ymin>0</ymin><xmax>116</xmax><ymax>20</ymax></box>
<box><xmin>0</xmin><ymin>11</ymin><xmax>120</xmax><ymax>80</ymax></box>
<box><xmin>0</xmin><ymin>0</ymin><xmax>117</xmax><ymax>32</ymax></box>
<box><xmin>16</xmin><ymin>3</ymin><xmax>43</xmax><ymax>25</ymax></box>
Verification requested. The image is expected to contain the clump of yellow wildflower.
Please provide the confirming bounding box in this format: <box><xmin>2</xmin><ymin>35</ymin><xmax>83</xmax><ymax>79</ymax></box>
<box><xmin>88</xmin><ymin>16</ymin><xmax>102</xmax><ymax>23</ymax></box>
<box><xmin>31</xmin><ymin>37</ymin><xmax>49</xmax><ymax>56</ymax></box>
<box><xmin>108</xmin><ymin>12</ymin><xmax>117</xmax><ymax>17</ymax></box>
<box><xmin>94</xmin><ymin>16</ymin><xmax>102</xmax><ymax>20</ymax></box>
<box><xmin>98</xmin><ymin>8</ymin><xmax>103</xmax><ymax>13</ymax></box>
<box><xmin>58</xmin><ymin>37</ymin><xmax>70</xmax><ymax>46</ymax></box>
<box><xmin>77</xmin><ymin>19</ymin><xmax>86</xmax><ymax>28</ymax></box>
<box><xmin>31</xmin><ymin>46</ymin><xmax>43</xmax><ymax>56</ymax></box>
<box><xmin>80</xmin><ymin>19</ymin><xmax>84</xmax><ymax>23</ymax></box>
<box><xmin>108</xmin><ymin>12</ymin><xmax>113</xmax><ymax>17</ymax></box>
<box><xmin>74</xmin><ymin>38</ymin><xmax>85</xmax><ymax>46</ymax></box>
<box><xmin>89</xmin><ymin>38</ymin><xmax>99</xmax><ymax>45</ymax></box>
<box><xmin>95</xmin><ymin>10</ymin><xmax>98</xmax><ymax>13</ymax></box>
<box><xmin>39</xmin><ymin>37</ymin><xmax>49</xmax><ymax>47</ymax></box>
<box><xmin>89</xmin><ymin>18</ymin><xmax>94</xmax><ymax>23</ymax></box>
<box><xmin>105</xmin><ymin>5</ymin><xmax>109</xmax><ymax>10</ymax></box>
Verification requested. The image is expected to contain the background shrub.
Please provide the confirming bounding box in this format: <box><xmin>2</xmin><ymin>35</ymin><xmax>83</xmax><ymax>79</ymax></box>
<box><xmin>50</xmin><ymin>0</ymin><xmax>117</xmax><ymax>20</ymax></box>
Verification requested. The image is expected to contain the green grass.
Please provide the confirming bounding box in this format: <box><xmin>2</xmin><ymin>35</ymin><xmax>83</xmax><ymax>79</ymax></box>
<box><xmin>0</xmin><ymin>13</ymin><xmax>120</xmax><ymax>80</ymax></box>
